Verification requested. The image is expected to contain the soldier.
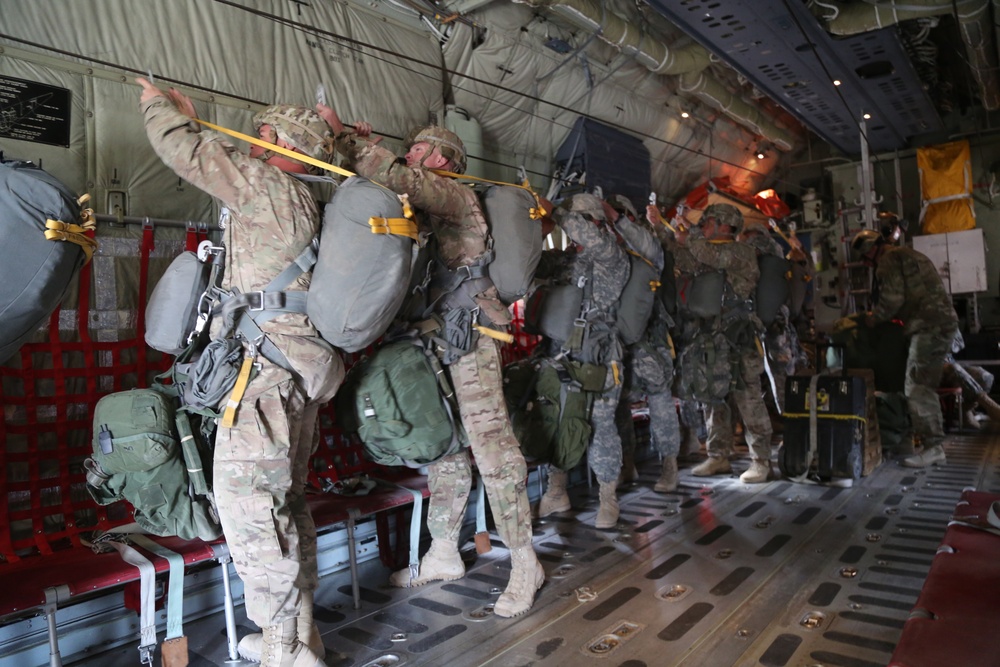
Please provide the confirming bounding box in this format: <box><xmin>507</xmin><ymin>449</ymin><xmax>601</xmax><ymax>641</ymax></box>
<box><xmin>738</xmin><ymin>219</ymin><xmax>807</xmax><ymax>413</ymax></box>
<box><xmin>684</xmin><ymin>204</ymin><xmax>773</xmax><ymax>483</ymax></box>
<box><xmin>137</xmin><ymin>80</ymin><xmax>343</xmax><ymax>667</ymax></box>
<box><xmin>609</xmin><ymin>195</ymin><xmax>682</xmax><ymax>493</ymax></box>
<box><xmin>853</xmin><ymin>229</ymin><xmax>959</xmax><ymax>467</ymax></box>
<box><xmin>320</xmin><ymin>107</ymin><xmax>543</xmax><ymax>617</ymax></box>
<box><xmin>536</xmin><ymin>194</ymin><xmax>630</xmax><ymax>528</ymax></box>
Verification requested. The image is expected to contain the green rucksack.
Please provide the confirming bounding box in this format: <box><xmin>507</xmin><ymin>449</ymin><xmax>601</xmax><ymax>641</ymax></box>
<box><xmin>676</xmin><ymin>331</ymin><xmax>733</xmax><ymax>401</ymax></box>
<box><xmin>85</xmin><ymin>387</ymin><xmax>222</xmax><ymax>541</ymax></box>
<box><xmin>337</xmin><ymin>339</ymin><xmax>467</xmax><ymax>468</ymax></box>
<box><xmin>504</xmin><ymin>358</ymin><xmax>606</xmax><ymax>469</ymax></box>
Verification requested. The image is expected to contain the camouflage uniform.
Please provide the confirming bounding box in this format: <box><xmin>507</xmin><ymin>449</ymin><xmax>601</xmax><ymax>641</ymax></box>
<box><xmin>141</xmin><ymin>98</ymin><xmax>344</xmax><ymax>627</ymax></box>
<box><xmin>335</xmin><ymin>137</ymin><xmax>532</xmax><ymax>550</ymax></box>
<box><xmin>870</xmin><ymin>246</ymin><xmax>959</xmax><ymax>450</ymax></box>
<box><xmin>548</xmin><ymin>206</ymin><xmax>629</xmax><ymax>483</ymax></box>
<box><xmin>686</xmin><ymin>227</ymin><xmax>773</xmax><ymax>463</ymax></box>
<box><xmin>741</xmin><ymin>230</ymin><xmax>806</xmax><ymax>412</ymax></box>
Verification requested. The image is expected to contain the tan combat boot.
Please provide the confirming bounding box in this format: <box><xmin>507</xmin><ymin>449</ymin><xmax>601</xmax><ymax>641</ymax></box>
<box><xmin>238</xmin><ymin>591</ymin><xmax>325</xmax><ymax>663</ymax></box>
<box><xmin>389</xmin><ymin>538</ymin><xmax>464</xmax><ymax>587</ymax></box>
<box><xmin>654</xmin><ymin>456</ymin><xmax>678</xmax><ymax>493</ymax></box>
<box><xmin>258</xmin><ymin>618</ymin><xmax>325</xmax><ymax>667</ymax></box>
<box><xmin>538</xmin><ymin>468</ymin><xmax>571</xmax><ymax>517</ymax></box>
<box><xmin>493</xmin><ymin>545</ymin><xmax>545</xmax><ymax>618</ymax></box>
<box><xmin>594</xmin><ymin>481</ymin><xmax>620</xmax><ymax>529</ymax></box>
<box><xmin>691</xmin><ymin>456</ymin><xmax>732</xmax><ymax>477</ymax></box>
<box><xmin>740</xmin><ymin>459</ymin><xmax>770</xmax><ymax>484</ymax></box>
<box><xmin>976</xmin><ymin>391</ymin><xmax>1000</xmax><ymax>423</ymax></box>
<box><xmin>901</xmin><ymin>445</ymin><xmax>946</xmax><ymax>468</ymax></box>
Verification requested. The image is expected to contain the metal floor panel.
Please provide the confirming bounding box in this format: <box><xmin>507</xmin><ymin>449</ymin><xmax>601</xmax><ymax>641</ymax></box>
<box><xmin>70</xmin><ymin>429</ymin><xmax>1000</xmax><ymax>667</ymax></box>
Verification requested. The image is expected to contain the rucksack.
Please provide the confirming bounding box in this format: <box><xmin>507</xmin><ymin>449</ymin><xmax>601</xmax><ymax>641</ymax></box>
<box><xmin>756</xmin><ymin>254</ymin><xmax>792</xmax><ymax>326</ymax></box>
<box><xmin>481</xmin><ymin>185</ymin><xmax>543</xmax><ymax>305</ymax></box>
<box><xmin>85</xmin><ymin>387</ymin><xmax>222</xmax><ymax>541</ymax></box>
<box><xmin>676</xmin><ymin>331</ymin><xmax>732</xmax><ymax>401</ymax></box>
<box><xmin>504</xmin><ymin>357</ymin><xmax>606</xmax><ymax>469</ymax></box>
<box><xmin>336</xmin><ymin>338</ymin><xmax>467</xmax><ymax>468</ymax></box>
<box><xmin>0</xmin><ymin>159</ymin><xmax>87</xmax><ymax>364</ymax></box>
<box><xmin>522</xmin><ymin>284</ymin><xmax>584</xmax><ymax>344</ymax></box>
<box><xmin>676</xmin><ymin>270</ymin><xmax>725</xmax><ymax>319</ymax></box>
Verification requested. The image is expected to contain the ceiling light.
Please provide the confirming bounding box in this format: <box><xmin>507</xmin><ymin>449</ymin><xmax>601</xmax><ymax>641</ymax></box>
<box><xmin>756</xmin><ymin>150</ymin><xmax>765</xmax><ymax>159</ymax></box>
<box><xmin>681</xmin><ymin>111</ymin><xmax>690</xmax><ymax>118</ymax></box>
<box><xmin>833</xmin><ymin>79</ymin><xmax>841</xmax><ymax>86</ymax></box>
<box><xmin>863</xmin><ymin>112</ymin><xmax>871</xmax><ymax>119</ymax></box>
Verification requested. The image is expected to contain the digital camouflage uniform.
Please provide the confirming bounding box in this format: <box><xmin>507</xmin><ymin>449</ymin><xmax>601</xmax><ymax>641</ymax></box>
<box><xmin>619</xmin><ymin>217</ymin><xmax>680</xmax><ymax>461</ymax></box>
<box><xmin>549</xmin><ymin>206</ymin><xmax>629</xmax><ymax>483</ymax></box>
<box><xmin>741</xmin><ymin>229</ymin><xmax>806</xmax><ymax>412</ymax></box>
<box><xmin>686</xmin><ymin>227</ymin><xmax>773</xmax><ymax>463</ymax></box>
<box><xmin>334</xmin><ymin>136</ymin><xmax>532</xmax><ymax>550</ymax></box>
<box><xmin>870</xmin><ymin>246</ymin><xmax>959</xmax><ymax>450</ymax></box>
<box><xmin>141</xmin><ymin>98</ymin><xmax>344</xmax><ymax>628</ymax></box>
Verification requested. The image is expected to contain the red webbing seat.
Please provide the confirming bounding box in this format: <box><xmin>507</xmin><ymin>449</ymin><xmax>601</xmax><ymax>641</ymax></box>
<box><xmin>888</xmin><ymin>490</ymin><xmax>1000</xmax><ymax>667</ymax></box>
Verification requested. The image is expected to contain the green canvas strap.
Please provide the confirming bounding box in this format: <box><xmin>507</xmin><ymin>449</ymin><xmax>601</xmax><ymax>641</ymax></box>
<box><xmin>131</xmin><ymin>535</ymin><xmax>186</xmax><ymax>641</ymax></box>
<box><xmin>103</xmin><ymin>539</ymin><xmax>157</xmax><ymax>664</ymax></box>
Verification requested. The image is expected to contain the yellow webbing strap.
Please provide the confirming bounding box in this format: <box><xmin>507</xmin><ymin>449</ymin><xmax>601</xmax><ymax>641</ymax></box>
<box><xmin>611</xmin><ymin>360</ymin><xmax>621</xmax><ymax>386</ymax></box>
<box><xmin>666</xmin><ymin>332</ymin><xmax>676</xmax><ymax>359</ymax></box>
<box><xmin>193</xmin><ymin>118</ymin><xmax>358</xmax><ymax>180</ymax></box>
<box><xmin>429</xmin><ymin>170</ymin><xmax>544</xmax><ymax>220</ymax></box>
<box><xmin>221</xmin><ymin>357</ymin><xmax>255</xmax><ymax>428</ymax></box>
<box><xmin>45</xmin><ymin>199</ymin><xmax>99</xmax><ymax>263</ymax></box>
<box><xmin>782</xmin><ymin>412</ymin><xmax>867</xmax><ymax>425</ymax></box>
<box><xmin>474</xmin><ymin>325</ymin><xmax>515</xmax><ymax>344</ymax></box>
<box><xmin>369</xmin><ymin>217</ymin><xmax>418</xmax><ymax>240</ymax></box>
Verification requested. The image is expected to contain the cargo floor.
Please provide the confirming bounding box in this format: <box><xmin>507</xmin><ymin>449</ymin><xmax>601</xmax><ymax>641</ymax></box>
<box><xmin>76</xmin><ymin>427</ymin><xmax>1000</xmax><ymax>667</ymax></box>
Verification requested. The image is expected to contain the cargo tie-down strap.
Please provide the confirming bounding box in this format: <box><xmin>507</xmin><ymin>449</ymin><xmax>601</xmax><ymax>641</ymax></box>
<box><xmin>43</xmin><ymin>193</ymin><xmax>99</xmax><ymax>263</ymax></box>
<box><xmin>100</xmin><ymin>539</ymin><xmax>158</xmax><ymax>665</ymax></box>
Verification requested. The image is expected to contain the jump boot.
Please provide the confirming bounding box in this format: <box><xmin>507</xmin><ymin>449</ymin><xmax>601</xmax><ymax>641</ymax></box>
<box><xmin>740</xmin><ymin>459</ymin><xmax>770</xmax><ymax>484</ymax></box>
<box><xmin>691</xmin><ymin>456</ymin><xmax>732</xmax><ymax>477</ymax></box>
<box><xmin>594</xmin><ymin>481</ymin><xmax>620</xmax><ymax>529</ymax></box>
<box><xmin>257</xmin><ymin>618</ymin><xmax>324</xmax><ymax>667</ymax></box>
<box><xmin>389</xmin><ymin>538</ymin><xmax>464</xmax><ymax>587</ymax></box>
<box><xmin>654</xmin><ymin>455</ymin><xmax>678</xmax><ymax>492</ymax></box>
<box><xmin>538</xmin><ymin>468</ymin><xmax>571</xmax><ymax>517</ymax></box>
<box><xmin>238</xmin><ymin>591</ymin><xmax>325</xmax><ymax>663</ymax></box>
<box><xmin>493</xmin><ymin>545</ymin><xmax>545</xmax><ymax>618</ymax></box>
<box><xmin>901</xmin><ymin>445</ymin><xmax>946</xmax><ymax>468</ymax></box>
<box><xmin>976</xmin><ymin>391</ymin><xmax>1000</xmax><ymax>423</ymax></box>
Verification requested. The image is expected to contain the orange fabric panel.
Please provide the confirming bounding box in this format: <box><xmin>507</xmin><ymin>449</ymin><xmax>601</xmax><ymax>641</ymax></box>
<box><xmin>917</xmin><ymin>140</ymin><xmax>975</xmax><ymax>234</ymax></box>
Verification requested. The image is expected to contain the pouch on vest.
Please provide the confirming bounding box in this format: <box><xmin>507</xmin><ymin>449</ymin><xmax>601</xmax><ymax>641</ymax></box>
<box><xmin>0</xmin><ymin>160</ymin><xmax>85</xmax><ymax>364</ymax></box>
<box><xmin>677</xmin><ymin>331</ymin><xmax>732</xmax><ymax>401</ymax></box>
<box><xmin>504</xmin><ymin>358</ymin><xmax>605</xmax><ymax>470</ymax></box>
<box><xmin>336</xmin><ymin>339</ymin><xmax>467</xmax><ymax>468</ymax></box>
<box><xmin>617</xmin><ymin>253</ymin><xmax>660</xmax><ymax>346</ymax></box>
<box><xmin>145</xmin><ymin>251</ymin><xmax>214</xmax><ymax>355</ymax></box>
<box><xmin>522</xmin><ymin>284</ymin><xmax>584</xmax><ymax>344</ymax></box>
<box><xmin>481</xmin><ymin>185</ymin><xmax>543</xmax><ymax>305</ymax></box>
<box><xmin>677</xmin><ymin>270</ymin><xmax>725</xmax><ymax>318</ymax></box>
<box><xmin>85</xmin><ymin>388</ymin><xmax>222</xmax><ymax>541</ymax></box>
<box><xmin>756</xmin><ymin>254</ymin><xmax>792</xmax><ymax>326</ymax></box>
<box><xmin>308</xmin><ymin>176</ymin><xmax>415</xmax><ymax>353</ymax></box>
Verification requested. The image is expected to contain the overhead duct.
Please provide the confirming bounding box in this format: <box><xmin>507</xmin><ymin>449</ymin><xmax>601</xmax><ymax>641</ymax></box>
<box><xmin>511</xmin><ymin>0</ymin><xmax>796</xmax><ymax>149</ymax></box>
<box><xmin>814</xmin><ymin>0</ymin><xmax>999</xmax><ymax>110</ymax></box>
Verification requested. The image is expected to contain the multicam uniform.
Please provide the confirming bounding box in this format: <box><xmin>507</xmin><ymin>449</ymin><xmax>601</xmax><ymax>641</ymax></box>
<box><xmin>870</xmin><ymin>246</ymin><xmax>959</xmax><ymax>451</ymax></box>
<box><xmin>686</xmin><ymin>228</ymin><xmax>773</xmax><ymax>463</ymax></box>
<box><xmin>141</xmin><ymin>98</ymin><xmax>344</xmax><ymax>627</ymax></box>
<box><xmin>334</xmin><ymin>137</ymin><xmax>532</xmax><ymax>551</ymax></box>
<box><xmin>549</xmin><ymin>208</ymin><xmax>630</xmax><ymax>483</ymax></box>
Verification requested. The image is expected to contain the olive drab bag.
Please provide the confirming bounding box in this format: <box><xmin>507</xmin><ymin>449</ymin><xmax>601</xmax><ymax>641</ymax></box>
<box><xmin>85</xmin><ymin>388</ymin><xmax>222</xmax><ymax>541</ymax></box>
<box><xmin>676</xmin><ymin>331</ymin><xmax>732</xmax><ymax>401</ymax></box>
<box><xmin>481</xmin><ymin>185</ymin><xmax>543</xmax><ymax>305</ymax></box>
<box><xmin>756</xmin><ymin>254</ymin><xmax>792</xmax><ymax>326</ymax></box>
<box><xmin>308</xmin><ymin>176</ymin><xmax>416</xmax><ymax>353</ymax></box>
<box><xmin>336</xmin><ymin>339</ymin><xmax>467</xmax><ymax>468</ymax></box>
<box><xmin>504</xmin><ymin>358</ymin><xmax>606</xmax><ymax>470</ymax></box>
<box><xmin>0</xmin><ymin>159</ymin><xmax>88</xmax><ymax>364</ymax></box>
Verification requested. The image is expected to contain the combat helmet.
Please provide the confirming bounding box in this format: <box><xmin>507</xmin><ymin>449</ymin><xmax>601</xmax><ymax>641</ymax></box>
<box><xmin>609</xmin><ymin>194</ymin><xmax>638</xmax><ymax>221</ymax></box>
<box><xmin>405</xmin><ymin>125</ymin><xmax>467</xmax><ymax>174</ymax></box>
<box><xmin>252</xmin><ymin>105</ymin><xmax>332</xmax><ymax>163</ymax></box>
<box><xmin>567</xmin><ymin>193</ymin><xmax>607</xmax><ymax>221</ymax></box>
<box><xmin>702</xmin><ymin>203</ymin><xmax>744</xmax><ymax>233</ymax></box>
<box><xmin>851</xmin><ymin>229</ymin><xmax>883</xmax><ymax>258</ymax></box>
